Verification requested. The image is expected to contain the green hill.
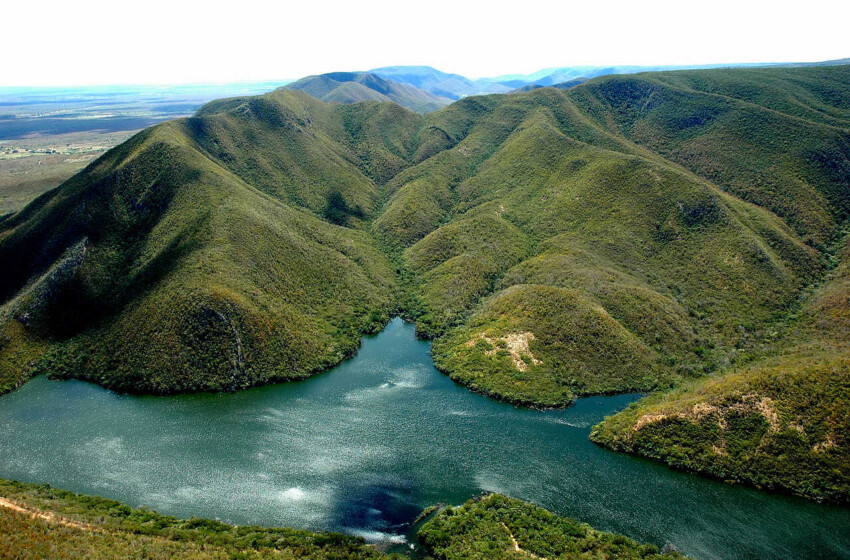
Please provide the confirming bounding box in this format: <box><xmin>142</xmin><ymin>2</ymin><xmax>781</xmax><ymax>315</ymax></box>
<box><xmin>568</xmin><ymin>67</ymin><xmax>850</xmax><ymax>246</ymax></box>
<box><xmin>590</xmin><ymin>230</ymin><xmax>850</xmax><ymax>502</ymax></box>
<box><xmin>285</xmin><ymin>72</ymin><xmax>451</xmax><ymax>113</ymax></box>
<box><xmin>396</xmin><ymin>86</ymin><xmax>827</xmax><ymax>406</ymax></box>
<box><xmin>0</xmin><ymin>90</ymin><xmax>403</xmax><ymax>394</ymax></box>
<box><xmin>2</xmin><ymin>65</ymin><xmax>850</xmax><ymax>499</ymax></box>
<box><xmin>0</xmin><ymin>480</ymin><xmax>685</xmax><ymax>560</ymax></box>
<box><xmin>419</xmin><ymin>493</ymin><xmax>687</xmax><ymax>560</ymax></box>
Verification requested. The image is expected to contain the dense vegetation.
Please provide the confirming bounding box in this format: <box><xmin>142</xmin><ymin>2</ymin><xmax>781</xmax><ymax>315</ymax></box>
<box><xmin>1</xmin><ymin>64</ymin><xmax>849</xmax><ymax>500</ymax></box>
<box><xmin>0</xmin><ymin>91</ymin><xmax>403</xmax><ymax>395</ymax></box>
<box><xmin>418</xmin><ymin>494</ymin><xmax>687</xmax><ymax>559</ymax></box>
<box><xmin>568</xmin><ymin>67</ymin><xmax>850</xmax><ymax>247</ymax></box>
<box><xmin>0</xmin><ymin>480</ymin><xmax>686</xmax><ymax>560</ymax></box>
<box><xmin>591</xmin><ymin>231</ymin><xmax>850</xmax><ymax>502</ymax></box>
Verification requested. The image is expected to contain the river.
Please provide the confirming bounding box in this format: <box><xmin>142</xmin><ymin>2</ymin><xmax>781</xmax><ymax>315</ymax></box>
<box><xmin>0</xmin><ymin>318</ymin><xmax>847</xmax><ymax>559</ymax></box>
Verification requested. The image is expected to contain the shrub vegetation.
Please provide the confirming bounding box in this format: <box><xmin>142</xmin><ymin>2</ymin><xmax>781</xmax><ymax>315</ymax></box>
<box><xmin>0</xmin><ymin>480</ymin><xmax>688</xmax><ymax>560</ymax></box>
<box><xmin>418</xmin><ymin>493</ymin><xmax>688</xmax><ymax>560</ymax></box>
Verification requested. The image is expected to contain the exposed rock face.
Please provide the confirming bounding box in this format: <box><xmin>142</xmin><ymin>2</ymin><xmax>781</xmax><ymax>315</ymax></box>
<box><xmin>467</xmin><ymin>331</ymin><xmax>542</xmax><ymax>372</ymax></box>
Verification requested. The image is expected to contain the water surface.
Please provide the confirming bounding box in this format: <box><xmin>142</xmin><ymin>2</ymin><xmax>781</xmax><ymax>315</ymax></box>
<box><xmin>0</xmin><ymin>319</ymin><xmax>847</xmax><ymax>559</ymax></box>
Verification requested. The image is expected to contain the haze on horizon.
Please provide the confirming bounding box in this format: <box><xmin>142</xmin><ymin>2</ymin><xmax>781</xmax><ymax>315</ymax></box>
<box><xmin>3</xmin><ymin>0</ymin><xmax>849</xmax><ymax>87</ymax></box>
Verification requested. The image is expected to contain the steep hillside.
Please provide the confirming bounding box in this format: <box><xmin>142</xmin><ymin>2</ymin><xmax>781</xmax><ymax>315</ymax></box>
<box><xmin>590</xmin><ymin>231</ymin><xmax>850</xmax><ymax>502</ymax></box>
<box><xmin>0</xmin><ymin>91</ymin><xmax>406</xmax><ymax>394</ymax></box>
<box><xmin>388</xmin><ymin>86</ymin><xmax>828</xmax><ymax>406</ymax></box>
<box><xmin>1</xmin><ymin>65</ymin><xmax>848</xmax><ymax>427</ymax></box>
<box><xmin>285</xmin><ymin>72</ymin><xmax>450</xmax><ymax>112</ymax></box>
<box><xmin>569</xmin><ymin>66</ymin><xmax>850</xmax><ymax>246</ymax></box>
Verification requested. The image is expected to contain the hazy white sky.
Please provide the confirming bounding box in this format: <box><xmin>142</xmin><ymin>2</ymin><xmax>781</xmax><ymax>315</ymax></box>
<box><xmin>3</xmin><ymin>0</ymin><xmax>848</xmax><ymax>86</ymax></box>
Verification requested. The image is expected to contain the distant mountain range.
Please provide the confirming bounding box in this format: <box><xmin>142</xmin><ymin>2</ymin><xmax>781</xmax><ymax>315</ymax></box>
<box><xmin>371</xmin><ymin>59</ymin><xmax>850</xmax><ymax>99</ymax></box>
<box><xmin>368</xmin><ymin>66</ymin><xmax>511</xmax><ymax>99</ymax></box>
<box><xmin>281</xmin><ymin>59</ymin><xmax>850</xmax><ymax>113</ymax></box>
<box><xmin>284</xmin><ymin>71</ymin><xmax>451</xmax><ymax>113</ymax></box>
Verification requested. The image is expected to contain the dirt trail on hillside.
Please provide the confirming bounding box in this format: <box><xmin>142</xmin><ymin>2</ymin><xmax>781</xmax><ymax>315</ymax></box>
<box><xmin>501</xmin><ymin>521</ymin><xmax>544</xmax><ymax>559</ymax></box>
<box><xmin>0</xmin><ymin>496</ymin><xmax>96</xmax><ymax>531</ymax></box>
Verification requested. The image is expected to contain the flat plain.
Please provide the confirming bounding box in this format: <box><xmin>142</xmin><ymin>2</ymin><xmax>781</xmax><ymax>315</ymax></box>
<box><xmin>0</xmin><ymin>82</ymin><xmax>289</xmax><ymax>214</ymax></box>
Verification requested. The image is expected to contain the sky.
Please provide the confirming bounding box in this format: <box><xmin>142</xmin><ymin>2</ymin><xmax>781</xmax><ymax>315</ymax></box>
<box><xmin>3</xmin><ymin>0</ymin><xmax>849</xmax><ymax>86</ymax></box>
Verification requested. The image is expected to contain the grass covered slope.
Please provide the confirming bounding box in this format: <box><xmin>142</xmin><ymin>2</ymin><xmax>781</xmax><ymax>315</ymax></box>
<box><xmin>591</xmin><ymin>354</ymin><xmax>850</xmax><ymax>501</ymax></box>
<box><xmin>0</xmin><ymin>92</ymin><xmax>401</xmax><ymax>394</ymax></box>
<box><xmin>433</xmin><ymin>285</ymin><xmax>675</xmax><ymax>407</ymax></box>
<box><xmin>415</xmin><ymin>90</ymin><xmax>824</xmax><ymax>406</ymax></box>
<box><xmin>418</xmin><ymin>494</ymin><xmax>687</xmax><ymax>560</ymax></box>
<box><xmin>569</xmin><ymin>66</ymin><xmax>850</xmax><ymax>247</ymax></box>
<box><xmin>590</xmin><ymin>234</ymin><xmax>850</xmax><ymax>502</ymax></box>
<box><xmin>409</xmin><ymin>66</ymin><xmax>850</xmax><ymax>493</ymax></box>
<box><xmin>0</xmin><ymin>480</ymin><xmax>689</xmax><ymax>560</ymax></box>
<box><xmin>0</xmin><ymin>479</ymin><xmax>394</xmax><ymax>560</ymax></box>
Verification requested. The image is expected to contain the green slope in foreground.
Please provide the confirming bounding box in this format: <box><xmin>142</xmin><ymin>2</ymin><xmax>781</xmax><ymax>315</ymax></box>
<box><xmin>0</xmin><ymin>480</ymin><xmax>686</xmax><ymax>560</ymax></box>
<box><xmin>1</xmin><ymin>65</ymin><xmax>849</xmax><ymax>499</ymax></box>
<box><xmin>419</xmin><ymin>494</ymin><xmax>686</xmax><ymax>560</ymax></box>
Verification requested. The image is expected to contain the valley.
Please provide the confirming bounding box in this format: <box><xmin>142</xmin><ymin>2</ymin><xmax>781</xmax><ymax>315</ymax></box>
<box><xmin>0</xmin><ymin>130</ymin><xmax>138</xmax><ymax>215</ymax></box>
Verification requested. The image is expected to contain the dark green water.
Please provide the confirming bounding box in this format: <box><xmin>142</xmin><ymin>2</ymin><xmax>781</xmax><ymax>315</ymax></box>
<box><xmin>0</xmin><ymin>318</ymin><xmax>847</xmax><ymax>559</ymax></box>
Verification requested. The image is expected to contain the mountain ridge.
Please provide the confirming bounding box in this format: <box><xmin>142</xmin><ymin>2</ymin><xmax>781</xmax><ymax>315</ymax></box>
<box><xmin>370</xmin><ymin>58</ymin><xmax>850</xmax><ymax>99</ymax></box>
<box><xmin>284</xmin><ymin>71</ymin><xmax>451</xmax><ymax>112</ymax></box>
